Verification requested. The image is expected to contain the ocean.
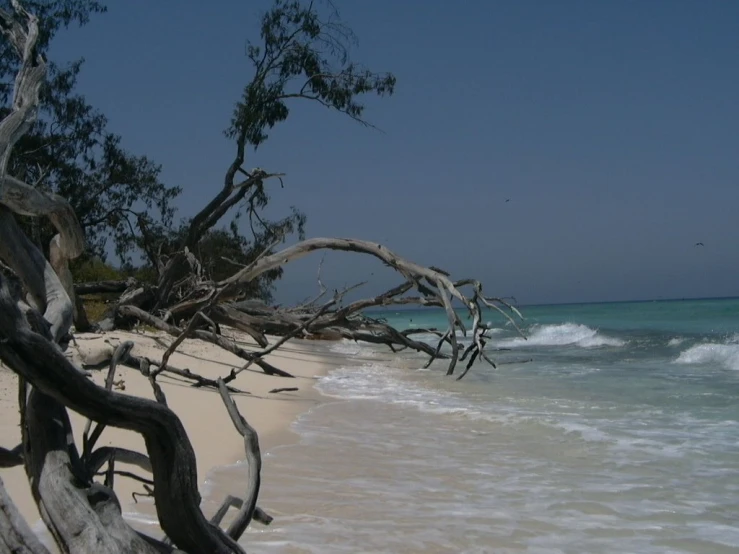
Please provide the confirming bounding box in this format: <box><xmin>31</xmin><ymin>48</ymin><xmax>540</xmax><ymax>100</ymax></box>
<box><xmin>219</xmin><ymin>297</ymin><xmax>739</xmax><ymax>553</ymax></box>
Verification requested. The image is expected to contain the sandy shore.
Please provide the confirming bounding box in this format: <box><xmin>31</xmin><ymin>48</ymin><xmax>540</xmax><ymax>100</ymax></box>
<box><xmin>0</xmin><ymin>327</ymin><xmax>334</xmax><ymax>534</ymax></box>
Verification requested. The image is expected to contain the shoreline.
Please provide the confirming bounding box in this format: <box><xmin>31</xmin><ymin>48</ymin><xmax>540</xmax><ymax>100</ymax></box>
<box><xmin>0</xmin><ymin>328</ymin><xmax>342</xmax><ymax>535</ymax></box>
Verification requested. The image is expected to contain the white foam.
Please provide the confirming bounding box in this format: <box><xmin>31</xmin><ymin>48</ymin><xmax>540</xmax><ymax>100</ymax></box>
<box><xmin>557</xmin><ymin>421</ymin><xmax>612</xmax><ymax>442</ymax></box>
<box><xmin>317</xmin><ymin>363</ymin><xmax>514</xmax><ymax>425</ymax></box>
<box><xmin>496</xmin><ymin>323</ymin><xmax>625</xmax><ymax>348</ymax></box>
<box><xmin>675</xmin><ymin>342</ymin><xmax>739</xmax><ymax>371</ymax></box>
<box><xmin>244</xmin><ymin>309</ymin><xmax>739</xmax><ymax>554</ymax></box>
<box><xmin>328</xmin><ymin>339</ymin><xmax>368</xmax><ymax>356</ymax></box>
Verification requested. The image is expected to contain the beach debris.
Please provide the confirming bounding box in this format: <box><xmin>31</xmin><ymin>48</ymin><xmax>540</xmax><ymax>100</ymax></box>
<box><xmin>0</xmin><ymin>1</ymin><xmax>523</xmax><ymax>551</ymax></box>
<box><xmin>0</xmin><ymin>4</ymin><xmax>265</xmax><ymax>551</ymax></box>
<box><xmin>268</xmin><ymin>387</ymin><xmax>299</xmax><ymax>394</ymax></box>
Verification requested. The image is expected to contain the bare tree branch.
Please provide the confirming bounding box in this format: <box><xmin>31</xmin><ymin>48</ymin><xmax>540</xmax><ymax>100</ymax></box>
<box><xmin>216</xmin><ymin>379</ymin><xmax>261</xmax><ymax>540</ymax></box>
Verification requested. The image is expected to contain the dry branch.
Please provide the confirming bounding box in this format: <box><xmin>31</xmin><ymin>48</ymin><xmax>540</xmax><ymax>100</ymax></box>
<box><xmin>216</xmin><ymin>379</ymin><xmax>261</xmax><ymax>540</ymax></box>
<box><xmin>23</xmin><ymin>387</ymin><xmax>163</xmax><ymax>553</ymax></box>
<box><xmin>0</xmin><ymin>475</ymin><xmax>51</xmax><ymax>554</ymax></box>
<box><xmin>86</xmin><ymin>447</ymin><xmax>152</xmax><ymax>477</ymax></box>
<box><xmin>119</xmin><ymin>304</ymin><xmax>294</xmax><ymax>377</ymax></box>
<box><xmin>0</xmin><ymin>279</ymin><xmax>246</xmax><ymax>552</ymax></box>
<box><xmin>83</xmin><ymin>341</ymin><xmax>134</xmax><ymax>464</ymax></box>
<box><xmin>0</xmin><ymin>3</ymin><xmax>525</xmax><ymax>551</ymax></box>
<box><xmin>0</xmin><ymin>444</ymin><xmax>23</xmax><ymax>468</ymax></box>
<box><xmin>0</xmin><ymin>3</ymin><xmax>84</xmax><ymax>343</ymax></box>
<box><xmin>158</xmin><ymin>238</ymin><xmax>524</xmax><ymax>377</ymax></box>
<box><xmin>154</xmin><ymin>311</ymin><xmax>211</xmax><ymax>378</ymax></box>
<box><xmin>75</xmin><ymin>279</ymin><xmax>135</xmax><ymax>295</ymax></box>
<box><xmin>123</xmin><ymin>352</ymin><xmax>247</xmax><ymax>394</ymax></box>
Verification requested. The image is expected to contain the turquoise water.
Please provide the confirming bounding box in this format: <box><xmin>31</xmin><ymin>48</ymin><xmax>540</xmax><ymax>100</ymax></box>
<box><xmin>238</xmin><ymin>297</ymin><xmax>739</xmax><ymax>553</ymax></box>
<box><xmin>383</xmin><ymin>296</ymin><xmax>739</xmax><ymax>335</ymax></box>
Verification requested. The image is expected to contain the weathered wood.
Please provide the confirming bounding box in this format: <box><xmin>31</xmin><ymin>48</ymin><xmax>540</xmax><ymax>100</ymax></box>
<box><xmin>226</xmin><ymin>294</ymin><xmax>338</xmax><ymax>383</ymax></box>
<box><xmin>268</xmin><ymin>387</ymin><xmax>298</xmax><ymax>394</ymax></box>
<box><xmin>49</xmin><ymin>233</ymin><xmax>90</xmax><ymax>331</ymax></box>
<box><xmin>0</xmin><ymin>278</ymin><xmax>246</xmax><ymax>553</ymax></box>
<box><xmin>210</xmin><ymin>497</ymin><xmax>273</xmax><ymax>528</ymax></box>
<box><xmin>210</xmin><ymin>305</ymin><xmax>269</xmax><ymax>347</ymax></box>
<box><xmin>124</xmin><ymin>352</ymin><xmax>248</xmax><ymax>394</ymax></box>
<box><xmin>0</xmin><ymin>4</ymin><xmax>84</xmax><ymax>343</ymax></box>
<box><xmin>119</xmin><ymin>304</ymin><xmax>294</xmax><ymax>378</ymax></box>
<box><xmin>0</xmin><ymin>206</ymin><xmax>74</xmax><ymax>343</ymax></box>
<box><xmin>86</xmin><ymin>447</ymin><xmax>152</xmax><ymax>477</ymax></box>
<box><xmin>157</xmin><ymin>238</ymin><xmax>525</xmax><ymax>377</ymax></box>
<box><xmin>425</xmin><ymin>330</ymin><xmax>451</xmax><ymax>369</ymax></box>
<box><xmin>154</xmin><ymin>312</ymin><xmax>211</xmax><ymax>378</ymax></box>
<box><xmin>0</xmin><ymin>475</ymin><xmax>51</xmax><ymax>554</ymax></box>
<box><xmin>0</xmin><ymin>444</ymin><xmax>23</xmax><ymax>468</ymax></box>
<box><xmin>82</xmin><ymin>342</ymin><xmax>135</xmax><ymax>465</ymax></box>
<box><xmin>23</xmin><ymin>389</ymin><xmax>162</xmax><ymax>554</ymax></box>
<box><xmin>75</xmin><ymin>279</ymin><xmax>135</xmax><ymax>295</ymax></box>
<box><xmin>217</xmin><ymin>379</ymin><xmax>261</xmax><ymax>540</ymax></box>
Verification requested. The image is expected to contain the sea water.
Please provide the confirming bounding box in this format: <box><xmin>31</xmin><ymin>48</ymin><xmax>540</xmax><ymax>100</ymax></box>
<box><xmin>216</xmin><ymin>297</ymin><xmax>739</xmax><ymax>553</ymax></box>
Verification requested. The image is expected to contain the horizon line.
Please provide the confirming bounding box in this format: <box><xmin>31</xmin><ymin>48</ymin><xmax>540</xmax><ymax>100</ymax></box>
<box><xmin>363</xmin><ymin>294</ymin><xmax>739</xmax><ymax>311</ymax></box>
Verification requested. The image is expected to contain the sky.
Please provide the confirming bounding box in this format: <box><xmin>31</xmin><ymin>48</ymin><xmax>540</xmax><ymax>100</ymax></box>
<box><xmin>49</xmin><ymin>0</ymin><xmax>739</xmax><ymax>306</ymax></box>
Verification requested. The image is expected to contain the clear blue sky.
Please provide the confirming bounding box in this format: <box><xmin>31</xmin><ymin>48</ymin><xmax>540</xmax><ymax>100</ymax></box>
<box><xmin>50</xmin><ymin>0</ymin><xmax>739</xmax><ymax>306</ymax></box>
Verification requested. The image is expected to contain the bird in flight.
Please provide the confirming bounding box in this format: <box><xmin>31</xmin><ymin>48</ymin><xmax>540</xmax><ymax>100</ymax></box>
<box><xmin>695</xmin><ymin>242</ymin><xmax>704</xmax><ymax>247</ymax></box>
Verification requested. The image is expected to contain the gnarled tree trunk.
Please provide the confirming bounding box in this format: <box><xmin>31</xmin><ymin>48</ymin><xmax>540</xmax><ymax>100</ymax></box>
<box><xmin>0</xmin><ymin>4</ymin><xmax>266</xmax><ymax>552</ymax></box>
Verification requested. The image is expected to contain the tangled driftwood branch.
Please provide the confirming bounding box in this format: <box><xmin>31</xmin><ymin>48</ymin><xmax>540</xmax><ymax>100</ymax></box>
<box><xmin>0</xmin><ymin>3</ymin><xmax>268</xmax><ymax>552</ymax></box>
<box><xmin>102</xmin><ymin>238</ymin><xmax>523</xmax><ymax>383</ymax></box>
<box><xmin>0</xmin><ymin>2</ymin><xmax>524</xmax><ymax>550</ymax></box>
<box><xmin>154</xmin><ymin>238</ymin><xmax>524</xmax><ymax>378</ymax></box>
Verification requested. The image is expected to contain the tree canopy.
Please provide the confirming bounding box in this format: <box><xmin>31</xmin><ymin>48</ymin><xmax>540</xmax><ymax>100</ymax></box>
<box><xmin>180</xmin><ymin>0</ymin><xmax>396</xmax><ymax>250</ymax></box>
<box><xmin>1</xmin><ymin>0</ymin><xmax>180</xmax><ymax>265</ymax></box>
<box><xmin>153</xmin><ymin>0</ymin><xmax>396</xmax><ymax>306</ymax></box>
<box><xmin>0</xmin><ymin>3</ymin><xmax>523</xmax><ymax>552</ymax></box>
<box><xmin>2</xmin><ymin>0</ymin><xmax>396</xmax><ymax>304</ymax></box>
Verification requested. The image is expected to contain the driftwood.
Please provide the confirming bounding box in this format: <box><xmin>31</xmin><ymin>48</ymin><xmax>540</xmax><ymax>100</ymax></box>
<box><xmin>214</xmin><ymin>248</ymin><xmax>523</xmax><ymax>378</ymax></box>
<box><xmin>108</xmin><ymin>238</ymin><xmax>523</xmax><ymax>381</ymax></box>
<box><xmin>0</xmin><ymin>476</ymin><xmax>51</xmax><ymax>554</ymax></box>
<box><xmin>0</xmin><ymin>3</ymin><xmax>85</xmax><ymax>343</ymax></box>
<box><xmin>0</xmin><ymin>2</ymin><xmax>525</xmax><ymax>551</ymax></box>
<box><xmin>0</xmin><ymin>4</ymin><xmax>269</xmax><ymax>552</ymax></box>
<box><xmin>110</xmin><ymin>239</ymin><xmax>524</xmax><ymax>380</ymax></box>
<box><xmin>118</xmin><ymin>305</ymin><xmax>294</xmax><ymax>378</ymax></box>
<box><xmin>75</xmin><ymin>279</ymin><xmax>136</xmax><ymax>296</ymax></box>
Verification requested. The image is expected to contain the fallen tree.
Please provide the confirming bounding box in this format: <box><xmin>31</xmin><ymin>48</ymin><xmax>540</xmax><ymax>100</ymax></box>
<box><xmin>0</xmin><ymin>4</ymin><xmax>269</xmax><ymax>552</ymax></box>
<box><xmin>73</xmin><ymin>0</ymin><xmax>525</xmax><ymax>379</ymax></box>
<box><xmin>0</xmin><ymin>2</ymin><xmax>525</xmax><ymax>552</ymax></box>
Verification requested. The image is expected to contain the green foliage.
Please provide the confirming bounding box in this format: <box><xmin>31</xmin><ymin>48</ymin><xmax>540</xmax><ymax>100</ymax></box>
<box><xmin>0</xmin><ymin>0</ymin><xmax>107</xmax><ymax>103</ymax></box>
<box><xmin>122</xmin><ymin>264</ymin><xmax>158</xmax><ymax>285</ymax></box>
<box><xmin>149</xmin><ymin>220</ymin><xmax>295</xmax><ymax>302</ymax></box>
<box><xmin>2</xmin><ymin>0</ymin><xmax>395</xmax><ymax>304</ymax></box>
<box><xmin>184</xmin><ymin>0</ymin><xmax>396</xmax><ymax>300</ymax></box>
<box><xmin>1</xmin><ymin>0</ymin><xmax>180</xmax><ymax>264</ymax></box>
<box><xmin>192</xmin><ymin>223</ymin><xmax>283</xmax><ymax>302</ymax></box>
<box><xmin>69</xmin><ymin>255</ymin><xmax>122</xmax><ymax>282</ymax></box>
<box><xmin>228</xmin><ymin>0</ymin><xmax>396</xmax><ymax>147</ymax></box>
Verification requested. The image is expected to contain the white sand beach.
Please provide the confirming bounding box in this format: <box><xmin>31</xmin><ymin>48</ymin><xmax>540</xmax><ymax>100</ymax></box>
<box><xmin>0</xmin><ymin>328</ymin><xmax>333</xmax><ymax>531</ymax></box>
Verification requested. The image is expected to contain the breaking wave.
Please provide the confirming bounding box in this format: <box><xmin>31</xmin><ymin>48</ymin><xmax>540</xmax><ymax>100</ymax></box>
<box><xmin>676</xmin><ymin>341</ymin><xmax>739</xmax><ymax>371</ymax></box>
<box><xmin>496</xmin><ymin>323</ymin><xmax>625</xmax><ymax>348</ymax></box>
